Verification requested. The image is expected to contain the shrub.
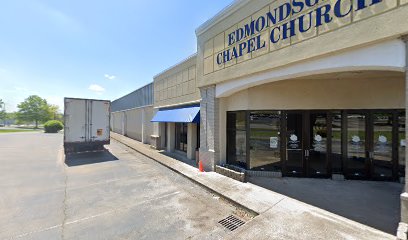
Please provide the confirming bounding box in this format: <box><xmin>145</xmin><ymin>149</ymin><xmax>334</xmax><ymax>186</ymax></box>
<box><xmin>44</xmin><ymin>120</ymin><xmax>63</xmax><ymax>133</ymax></box>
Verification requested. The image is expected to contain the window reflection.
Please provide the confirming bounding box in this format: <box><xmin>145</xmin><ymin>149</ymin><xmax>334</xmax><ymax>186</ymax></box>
<box><xmin>175</xmin><ymin>123</ymin><xmax>187</xmax><ymax>152</ymax></box>
<box><xmin>249</xmin><ymin>111</ymin><xmax>281</xmax><ymax>171</ymax></box>
<box><xmin>399</xmin><ymin>112</ymin><xmax>406</xmax><ymax>178</ymax></box>
<box><xmin>227</xmin><ymin>112</ymin><xmax>247</xmax><ymax>168</ymax></box>
<box><xmin>331</xmin><ymin>112</ymin><xmax>342</xmax><ymax>173</ymax></box>
<box><xmin>309</xmin><ymin>113</ymin><xmax>328</xmax><ymax>175</ymax></box>
<box><xmin>372</xmin><ymin>113</ymin><xmax>393</xmax><ymax>178</ymax></box>
<box><xmin>347</xmin><ymin>113</ymin><xmax>366</xmax><ymax>177</ymax></box>
<box><xmin>286</xmin><ymin>113</ymin><xmax>303</xmax><ymax>174</ymax></box>
<box><xmin>226</xmin><ymin>109</ymin><xmax>405</xmax><ymax>181</ymax></box>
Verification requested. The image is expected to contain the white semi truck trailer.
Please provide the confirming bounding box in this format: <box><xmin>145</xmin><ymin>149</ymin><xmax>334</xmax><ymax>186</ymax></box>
<box><xmin>64</xmin><ymin>98</ymin><xmax>111</xmax><ymax>154</ymax></box>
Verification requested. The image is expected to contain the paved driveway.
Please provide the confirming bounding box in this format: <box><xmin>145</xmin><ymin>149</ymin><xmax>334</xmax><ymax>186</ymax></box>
<box><xmin>0</xmin><ymin>132</ymin><xmax>246</xmax><ymax>240</ymax></box>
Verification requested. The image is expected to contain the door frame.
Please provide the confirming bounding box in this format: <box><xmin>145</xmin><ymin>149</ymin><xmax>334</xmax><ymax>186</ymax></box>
<box><xmin>226</xmin><ymin>109</ymin><xmax>403</xmax><ymax>181</ymax></box>
<box><xmin>306</xmin><ymin>110</ymin><xmax>331</xmax><ymax>178</ymax></box>
<box><xmin>368</xmin><ymin>110</ymin><xmax>398</xmax><ymax>181</ymax></box>
<box><xmin>226</xmin><ymin>111</ymin><xmax>249</xmax><ymax>169</ymax></box>
<box><xmin>282</xmin><ymin>110</ymin><xmax>331</xmax><ymax>178</ymax></box>
<box><xmin>343</xmin><ymin>110</ymin><xmax>370</xmax><ymax>180</ymax></box>
<box><xmin>343</xmin><ymin>110</ymin><xmax>399</xmax><ymax>181</ymax></box>
<box><xmin>282</xmin><ymin>110</ymin><xmax>306</xmax><ymax>177</ymax></box>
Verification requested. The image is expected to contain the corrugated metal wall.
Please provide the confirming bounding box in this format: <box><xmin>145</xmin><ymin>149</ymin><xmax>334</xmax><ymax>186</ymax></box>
<box><xmin>111</xmin><ymin>111</ymin><xmax>124</xmax><ymax>134</ymax></box>
<box><xmin>110</xmin><ymin>106</ymin><xmax>156</xmax><ymax>145</ymax></box>
<box><xmin>111</xmin><ymin>83</ymin><xmax>155</xmax><ymax>144</ymax></box>
<box><xmin>111</xmin><ymin>83</ymin><xmax>153</xmax><ymax>112</ymax></box>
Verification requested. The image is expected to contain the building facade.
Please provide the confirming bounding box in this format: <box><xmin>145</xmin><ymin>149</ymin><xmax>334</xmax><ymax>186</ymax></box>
<box><xmin>194</xmin><ymin>0</ymin><xmax>407</xmax><ymax>238</ymax></box>
<box><xmin>151</xmin><ymin>55</ymin><xmax>201</xmax><ymax>161</ymax></box>
<box><xmin>112</xmin><ymin>1</ymin><xmax>408</xmax><ymax>238</ymax></box>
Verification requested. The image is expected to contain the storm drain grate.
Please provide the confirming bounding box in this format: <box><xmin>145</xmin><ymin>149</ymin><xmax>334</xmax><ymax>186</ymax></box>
<box><xmin>218</xmin><ymin>215</ymin><xmax>245</xmax><ymax>231</ymax></box>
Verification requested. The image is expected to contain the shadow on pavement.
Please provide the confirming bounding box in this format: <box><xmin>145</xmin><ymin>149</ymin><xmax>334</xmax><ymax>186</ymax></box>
<box><xmin>159</xmin><ymin>151</ymin><xmax>198</xmax><ymax>169</ymax></box>
<box><xmin>248</xmin><ymin>176</ymin><xmax>403</xmax><ymax>235</ymax></box>
<box><xmin>65</xmin><ymin>149</ymin><xmax>118</xmax><ymax>167</ymax></box>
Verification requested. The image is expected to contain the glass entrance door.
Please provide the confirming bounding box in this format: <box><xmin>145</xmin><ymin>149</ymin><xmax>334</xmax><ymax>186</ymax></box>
<box><xmin>371</xmin><ymin>112</ymin><xmax>394</xmax><ymax>179</ymax></box>
<box><xmin>345</xmin><ymin>112</ymin><xmax>368</xmax><ymax>179</ymax></box>
<box><xmin>307</xmin><ymin>112</ymin><xmax>329</xmax><ymax>177</ymax></box>
<box><xmin>285</xmin><ymin>112</ymin><xmax>304</xmax><ymax>176</ymax></box>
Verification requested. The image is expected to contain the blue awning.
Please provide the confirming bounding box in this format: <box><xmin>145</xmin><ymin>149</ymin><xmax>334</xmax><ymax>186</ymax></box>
<box><xmin>151</xmin><ymin>106</ymin><xmax>200</xmax><ymax>123</ymax></box>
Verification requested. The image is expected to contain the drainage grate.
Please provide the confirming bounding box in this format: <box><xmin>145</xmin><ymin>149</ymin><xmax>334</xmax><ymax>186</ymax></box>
<box><xmin>218</xmin><ymin>215</ymin><xmax>245</xmax><ymax>231</ymax></box>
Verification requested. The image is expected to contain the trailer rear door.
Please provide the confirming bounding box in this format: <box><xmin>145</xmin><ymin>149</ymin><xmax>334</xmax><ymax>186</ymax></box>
<box><xmin>90</xmin><ymin>100</ymin><xmax>110</xmax><ymax>142</ymax></box>
<box><xmin>65</xmin><ymin>99</ymin><xmax>86</xmax><ymax>143</ymax></box>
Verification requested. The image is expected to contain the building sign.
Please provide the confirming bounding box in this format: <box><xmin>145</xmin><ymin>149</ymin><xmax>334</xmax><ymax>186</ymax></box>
<box><xmin>313</xmin><ymin>134</ymin><xmax>325</xmax><ymax>151</ymax></box>
<box><xmin>216</xmin><ymin>0</ymin><xmax>384</xmax><ymax>65</ymax></box>
<box><xmin>288</xmin><ymin>134</ymin><xmax>300</xmax><ymax>149</ymax></box>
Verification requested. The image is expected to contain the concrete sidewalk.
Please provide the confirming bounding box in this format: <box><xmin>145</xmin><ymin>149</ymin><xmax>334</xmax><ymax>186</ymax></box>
<box><xmin>111</xmin><ymin>132</ymin><xmax>395</xmax><ymax>240</ymax></box>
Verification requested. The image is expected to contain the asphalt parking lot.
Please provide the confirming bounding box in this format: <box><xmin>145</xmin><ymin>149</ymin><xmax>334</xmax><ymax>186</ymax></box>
<box><xmin>0</xmin><ymin>132</ymin><xmax>249</xmax><ymax>240</ymax></box>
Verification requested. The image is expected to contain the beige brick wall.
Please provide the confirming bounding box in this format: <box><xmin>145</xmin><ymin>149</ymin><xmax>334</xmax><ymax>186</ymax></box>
<box><xmin>154</xmin><ymin>55</ymin><xmax>200</xmax><ymax>108</ymax></box>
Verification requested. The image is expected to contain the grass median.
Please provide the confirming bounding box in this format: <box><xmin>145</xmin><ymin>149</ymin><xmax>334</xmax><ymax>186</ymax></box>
<box><xmin>0</xmin><ymin>129</ymin><xmax>38</xmax><ymax>133</ymax></box>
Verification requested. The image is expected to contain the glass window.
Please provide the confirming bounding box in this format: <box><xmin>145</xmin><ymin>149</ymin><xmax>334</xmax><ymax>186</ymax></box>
<box><xmin>227</xmin><ymin>111</ymin><xmax>246</xmax><ymax>130</ymax></box>
<box><xmin>399</xmin><ymin>112</ymin><xmax>406</xmax><ymax>178</ymax></box>
<box><xmin>175</xmin><ymin>123</ymin><xmax>187</xmax><ymax>152</ymax></box>
<box><xmin>372</xmin><ymin>113</ymin><xmax>393</xmax><ymax>178</ymax></box>
<box><xmin>249</xmin><ymin>111</ymin><xmax>281</xmax><ymax>171</ymax></box>
<box><xmin>309</xmin><ymin>113</ymin><xmax>328</xmax><ymax>175</ymax></box>
<box><xmin>183</xmin><ymin>124</ymin><xmax>187</xmax><ymax>152</ymax></box>
<box><xmin>196</xmin><ymin>123</ymin><xmax>200</xmax><ymax>150</ymax></box>
<box><xmin>164</xmin><ymin>123</ymin><xmax>168</xmax><ymax>148</ymax></box>
<box><xmin>286</xmin><ymin>112</ymin><xmax>303</xmax><ymax>175</ymax></box>
<box><xmin>227</xmin><ymin>112</ymin><xmax>247</xmax><ymax>168</ymax></box>
<box><xmin>331</xmin><ymin>112</ymin><xmax>342</xmax><ymax>173</ymax></box>
<box><xmin>347</xmin><ymin>113</ymin><xmax>366</xmax><ymax>177</ymax></box>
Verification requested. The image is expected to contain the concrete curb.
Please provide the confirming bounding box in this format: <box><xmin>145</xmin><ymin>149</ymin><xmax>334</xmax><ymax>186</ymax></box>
<box><xmin>110</xmin><ymin>133</ymin><xmax>260</xmax><ymax>216</ymax></box>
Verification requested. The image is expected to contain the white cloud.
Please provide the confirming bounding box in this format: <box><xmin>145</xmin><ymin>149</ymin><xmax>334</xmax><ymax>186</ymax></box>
<box><xmin>104</xmin><ymin>74</ymin><xmax>116</xmax><ymax>80</ymax></box>
<box><xmin>88</xmin><ymin>84</ymin><xmax>105</xmax><ymax>94</ymax></box>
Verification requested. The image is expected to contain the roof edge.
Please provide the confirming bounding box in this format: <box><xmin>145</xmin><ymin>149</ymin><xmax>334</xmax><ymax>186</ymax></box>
<box><xmin>112</xmin><ymin>82</ymin><xmax>153</xmax><ymax>103</ymax></box>
<box><xmin>195</xmin><ymin>0</ymin><xmax>251</xmax><ymax>36</ymax></box>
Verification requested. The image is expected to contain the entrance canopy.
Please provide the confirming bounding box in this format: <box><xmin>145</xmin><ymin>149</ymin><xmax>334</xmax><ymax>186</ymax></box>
<box><xmin>151</xmin><ymin>106</ymin><xmax>200</xmax><ymax>123</ymax></box>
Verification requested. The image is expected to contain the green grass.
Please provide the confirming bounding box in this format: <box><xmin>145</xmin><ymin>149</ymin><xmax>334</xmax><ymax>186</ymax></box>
<box><xmin>15</xmin><ymin>126</ymin><xmax>44</xmax><ymax>130</ymax></box>
<box><xmin>0</xmin><ymin>129</ymin><xmax>37</xmax><ymax>133</ymax></box>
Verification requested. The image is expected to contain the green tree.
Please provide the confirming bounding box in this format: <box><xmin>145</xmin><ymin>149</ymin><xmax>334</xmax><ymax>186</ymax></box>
<box><xmin>17</xmin><ymin>95</ymin><xmax>50</xmax><ymax>128</ymax></box>
<box><xmin>0</xmin><ymin>99</ymin><xmax>6</xmax><ymax>124</ymax></box>
<box><xmin>5</xmin><ymin>112</ymin><xmax>17</xmax><ymax>125</ymax></box>
<box><xmin>47</xmin><ymin>104</ymin><xmax>63</xmax><ymax>122</ymax></box>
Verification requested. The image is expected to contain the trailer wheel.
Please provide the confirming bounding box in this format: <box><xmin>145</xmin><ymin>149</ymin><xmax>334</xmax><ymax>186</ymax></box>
<box><xmin>64</xmin><ymin>146</ymin><xmax>73</xmax><ymax>155</ymax></box>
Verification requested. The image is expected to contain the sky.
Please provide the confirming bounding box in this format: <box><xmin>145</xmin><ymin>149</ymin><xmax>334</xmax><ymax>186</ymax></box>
<box><xmin>0</xmin><ymin>0</ymin><xmax>232</xmax><ymax>112</ymax></box>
